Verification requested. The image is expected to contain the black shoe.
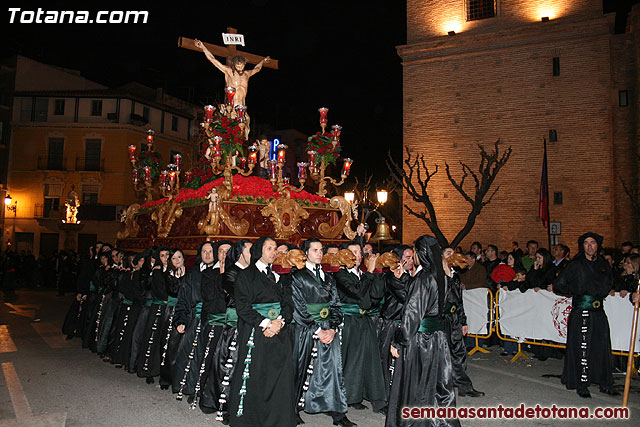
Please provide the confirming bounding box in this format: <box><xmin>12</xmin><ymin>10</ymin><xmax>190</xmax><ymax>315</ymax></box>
<box><xmin>577</xmin><ymin>388</ymin><xmax>591</xmax><ymax>398</ymax></box>
<box><xmin>373</xmin><ymin>406</ymin><xmax>387</xmax><ymax>415</ymax></box>
<box><xmin>500</xmin><ymin>351</ymin><xmax>508</xmax><ymax>356</ymax></box>
<box><xmin>221</xmin><ymin>413</ymin><xmax>230</xmax><ymax>425</ymax></box>
<box><xmin>348</xmin><ymin>402</ymin><xmax>367</xmax><ymax>410</ymax></box>
<box><xmin>146</xmin><ymin>377</ymin><xmax>154</xmax><ymax>384</ymax></box>
<box><xmin>187</xmin><ymin>395</ymin><xmax>194</xmax><ymax>404</ymax></box>
<box><xmin>160</xmin><ymin>384</ymin><xmax>169</xmax><ymax>390</ymax></box>
<box><xmin>296</xmin><ymin>413</ymin><xmax>305</xmax><ymax>425</ymax></box>
<box><xmin>458</xmin><ymin>388</ymin><xmax>485</xmax><ymax>397</ymax></box>
<box><xmin>599</xmin><ymin>386</ymin><xmax>620</xmax><ymax>396</ymax></box>
<box><xmin>65</xmin><ymin>335</ymin><xmax>74</xmax><ymax>340</ymax></box>
<box><xmin>333</xmin><ymin>415</ymin><xmax>357</xmax><ymax>427</ymax></box>
<box><xmin>114</xmin><ymin>364</ymin><xmax>123</xmax><ymax>369</ymax></box>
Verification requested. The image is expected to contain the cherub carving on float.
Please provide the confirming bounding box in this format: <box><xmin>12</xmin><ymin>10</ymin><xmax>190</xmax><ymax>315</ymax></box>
<box><xmin>198</xmin><ymin>186</ymin><xmax>250</xmax><ymax>236</ymax></box>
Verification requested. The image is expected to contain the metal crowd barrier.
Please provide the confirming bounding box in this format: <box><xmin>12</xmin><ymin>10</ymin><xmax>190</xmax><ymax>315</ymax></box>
<box><xmin>463</xmin><ymin>288</ymin><xmax>639</xmax><ymax>375</ymax></box>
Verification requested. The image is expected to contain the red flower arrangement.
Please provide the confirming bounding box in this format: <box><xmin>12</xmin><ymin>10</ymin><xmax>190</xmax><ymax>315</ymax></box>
<box><xmin>137</xmin><ymin>150</ymin><xmax>162</xmax><ymax>179</ymax></box>
<box><xmin>307</xmin><ymin>131</ymin><xmax>340</xmax><ymax>165</ymax></box>
<box><xmin>140</xmin><ymin>175</ymin><xmax>329</xmax><ymax>210</ymax></box>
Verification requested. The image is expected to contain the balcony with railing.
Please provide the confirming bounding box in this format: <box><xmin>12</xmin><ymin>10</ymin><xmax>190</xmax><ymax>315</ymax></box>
<box><xmin>75</xmin><ymin>157</ymin><xmax>105</xmax><ymax>172</ymax></box>
<box><xmin>34</xmin><ymin>203</ymin><xmax>62</xmax><ymax>219</ymax></box>
<box><xmin>37</xmin><ymin>156</ymin><xmax>66</xmax><ymax>171</ymax></box>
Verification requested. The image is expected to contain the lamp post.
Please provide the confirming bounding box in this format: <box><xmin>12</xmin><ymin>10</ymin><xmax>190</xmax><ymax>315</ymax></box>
<box><xmin>343</xmin><ymin>188</ymin><xmax>392</xmax><ymax>249</ymax></box>
<box><xmin>4</xmin><ymin>194</ymin><xmax>17</xmax><ymax>249</ymax></box>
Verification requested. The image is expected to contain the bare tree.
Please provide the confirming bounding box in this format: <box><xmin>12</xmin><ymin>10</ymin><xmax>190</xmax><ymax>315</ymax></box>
<box><xmin>387</xmin><ymin>140</ymin><xmax>512</xmax><ymax>248</ymax></box>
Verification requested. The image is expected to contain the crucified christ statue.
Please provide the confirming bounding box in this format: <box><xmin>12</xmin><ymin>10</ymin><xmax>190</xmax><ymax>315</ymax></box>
<box><xmin>194</xmin><ymin>38</ymin><xmax>270</xmax><ymax>108</ymax></box>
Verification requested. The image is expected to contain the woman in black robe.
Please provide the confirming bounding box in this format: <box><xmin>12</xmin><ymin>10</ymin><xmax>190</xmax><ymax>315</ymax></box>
<box><xmin>172</xmin><ymin>241</ymin><xmax>215</xmax><ymax>400</ymax></box>
<box><xmin>228</xmin><ymin>237</ymin><xmax>296</xmax><ymax>427</ymax></box>
<box><xmin>212</xmin><ymin>239</ymin><xmax>252</xmax><ymax>424</ymax></box>
<box><xmin>552</xmin><ymin>232</ymin><xmax>616</xmax><ymax>398</ymax></box>
<box><xmin>137</xmin><ymin>247</ymin><xmax>171</xmax><ymax>382</ymax></box>
<box><xmin>128</xmin><ymin>248</ymin><xmax>155</xmax><ymax>373</ymax></box>
<box><xmin>62</xmin><ymin>246</ymin><xmax>96</xmax><ymax>339</ymax></box>
<box><xmin>159</xmin><ymin>248</ymin><xmax>186</xmax><ymax>390</ymax></box>
<box><xmin>95</xmin><ymin>250</ymin><xmax>123</xmax><ymax>357</ymax></box>
<box><xmin>386</xmin><ymin>235</ymin><xmax>459</xmax><ymax>427</ymax></box>
<box><xmin>109</xmin><ymin>252</ymin><xmax>145</xmax><ymax>368</ymax></box>
<box><xmin>84</xmin><ymin>252</ymin><xmax>110</xmax><ymax>351</ymax></box>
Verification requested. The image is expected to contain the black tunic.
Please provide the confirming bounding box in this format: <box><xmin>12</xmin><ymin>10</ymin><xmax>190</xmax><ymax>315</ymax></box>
<box><xmin>136</xmin><ymin>268</ymin><xmax>169</xmax><ymax>378</ymax></box>
<box><xmin>108</xmin><ymin>269</ymin><xmax>143</xmax><ymax>366</ymax></box>
<box><xmin>159</xmin><ymin>272</ymin><xmax>183</xmax><ymax>389</ymax></box>
<box><xmin>334</xmin><ymin>268</ymin><xmax>386</xmax><ymax>405</ymax></box>
<box><xmin>442</xmin><ymin>272</ymin><xmax>473</xmax><ymax>390</ymax></box>
<box><xmin>228</xmin><ymin>264</ymin><xmax>296</xmax><ymax>427</ymax></box>
<box><xmin>172</xmin><ymin>264</ymin><xmax>208</xmax><ymax>397</ymax></box>
<box><xmin>553</xmin><ymin>252</ymin><xmax>614</xmax><ymax>391</ymax></box>
<box><xmin>291</xmin><ymin>266</ymin><xmax>347</xmax><ymax>415</ymax></box>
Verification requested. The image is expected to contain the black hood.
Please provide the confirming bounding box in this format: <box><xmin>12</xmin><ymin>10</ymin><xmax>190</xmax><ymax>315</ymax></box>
<box><xmin>212</xmin><ymin>240</ymin><xmax>233</xmax><ymax>263</ymax></box>
<box><xmin>577</xmin><ymin>232</ymin><xmax>603</xmax><ymax>253</ymax></box>
<box><xmin>250</xmin><ymin>236</ymin><xmax>275</xmax><ymax>265</ymax></box>
<box><xmin>414</xmin><ymin>235</ymin><xmax>445</xmax><ymax>315</ymax></box>
<box><xmin>225</xmin><ymin>239</ymin><xmax>252</xmax><ymax>267</ymax></box>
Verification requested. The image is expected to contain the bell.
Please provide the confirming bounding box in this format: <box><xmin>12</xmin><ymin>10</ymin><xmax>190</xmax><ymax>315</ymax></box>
<box><xmin>371</xmin><ymin>218</ymin><xmax>392</xmax><ymax>242</ymax></box>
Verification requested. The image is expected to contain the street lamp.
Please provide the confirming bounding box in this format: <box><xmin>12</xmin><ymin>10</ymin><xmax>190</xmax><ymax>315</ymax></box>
<box><xmin>4</xmin><ymin>194</ymin><xmax>17</xmax><ymax>250</ymax></box>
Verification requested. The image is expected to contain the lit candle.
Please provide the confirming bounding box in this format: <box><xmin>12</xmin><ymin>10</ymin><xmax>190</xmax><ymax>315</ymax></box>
<box><xmin>248</xmin><ymin>145</ymin><xmax>258</xmax><ymax>164</ymax></box>
<box><xmin>331</xmin><ymin>124</ymin><xmax>342</xmax><ymax>145</ymax></box>
<box><xmin>239</xmin><ymin>157</ymin><xmax>247</xmax><ymax>169</ymax></box>
<box><xmin>234</xmin><ymin>105</ymin><xmax>247</xmax><ymax>123</ymax></box>
<box><xmin>297</xmin><ymin>162</ymin><xmax>308</xmax><ymax>180</ymax></box>
<box><xmin>204</xmin><ymin>105</ymin><xmax>215</xmax><ymax>122</ymax></box>
<box><xmin>169</xmin><ymin>170</ymin><xmax>176</xmax><ymax>186</ymax></box>
<box><xmin>277</xmin><ymin>144</ymin><xmax>288</xmax><ymax>164</ymax></box>
<box><xmin>318</xmin><ymin>107</ymin><xmax>329</xmax><ymax>125</ymax></box>
<box><xmin>269</xmin><ymin>160</ymin><xmax>278</xmax><ymax>181</ymax></box>
<box><xmin>128</xmin><ymin>145</ymin><xmax>137</xmax><ymax>161</ymax></box>
<box><xmin>185</xmin><ymin>171</ymin><xmax>192</xmax><ymax>182</ymax></box>
<box><xmin>307</xmin><ymin>150</ymin><xmax>317</xmax><ymax>165</ymax></box>
<box><xmin>132</xmin><ymin>168</ymin><xmax>139</xmax><ymax>184</ymax></box>
<box><xmin>341</xmin><ymin>158</ymin><xmax>353</xmax><ymax>177</ymax></box>
<box><xmin>144</xmin><ymin>166</ymin><xmax>151</xmax><ymax>182</ymax></box>
<box><xmin>213</xmin><ymin>136</ymin><xmax>222</xmax><ymax>152</ymax></box>
<box><xmin>160</xmin><ymin>170</ymin><xmax>168</xmax><ymax>187</ymax></box>
<box><xmin>174</xmin><ymin>153</ymin><xmax>182</xmax><ymax>170</ymax></box>
<box><xmin>225</xmin><ymin>87</ymin><xmax>236</xmax><ymax>106</ymax></box>
<box><xmin>146</xmin><ymin>129</ymin><xmax>155</xmax><ymax>146</ymax></box>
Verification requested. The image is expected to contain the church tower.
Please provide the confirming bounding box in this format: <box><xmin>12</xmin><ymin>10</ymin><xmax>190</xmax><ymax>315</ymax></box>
<box><xmin>398</xmin><ymin>0</ymin><xmax>636</xmax><ymax>252</ymax></box>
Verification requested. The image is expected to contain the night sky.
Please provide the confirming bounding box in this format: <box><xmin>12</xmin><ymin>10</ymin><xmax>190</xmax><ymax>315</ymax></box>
<box><xmin>1</xmin><ymin>0</ymin><xmax>637</xmax><ymax>182</ymax></box>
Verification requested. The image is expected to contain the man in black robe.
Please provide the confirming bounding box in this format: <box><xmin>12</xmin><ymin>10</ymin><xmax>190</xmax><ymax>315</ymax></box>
<box><xmin>552</xmin><ymin>232</ymin><xmax>617</xmax><ymax>398</ymax></box>
<box><xmin>441</xmin><ymin>247</ymin><xmax>484</xmax><ymax>398</ymax></box>
<box><xmin>386</xmin><ymin>235</ymin><xmax>459</xmax><ymax>427</ymax></box>
<box><xmin>334</xmin><ymin>237</ymin><xmax>386</xmax><ymax>411</ymax></box>
<box><xmin>228</xmin><ymin>236</ymin><xmax>296</xmax><ymax>427</ymax></box>
<box><xmin>291</xmin><ymin>238</ymin><xmax>354</xmax><ymax>427</ymax></box>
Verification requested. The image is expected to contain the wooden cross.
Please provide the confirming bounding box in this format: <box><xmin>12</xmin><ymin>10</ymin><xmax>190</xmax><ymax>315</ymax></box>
<box><xmin>178</xmin><ymin>27</ymin><xmax>279</xmax><ymax>70</ymax></box>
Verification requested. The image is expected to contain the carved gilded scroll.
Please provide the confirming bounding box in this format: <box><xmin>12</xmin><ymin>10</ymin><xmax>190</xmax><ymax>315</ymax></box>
<box><xmin>261</xmin><ymin>198</ymin><xmax>309</xmax><ymax>239</ymax></box>
<box><xmin>117</xmin><ymin>203</ymin><xmax>141</xmax><ymax>240</ymax></box>
<box><xmin>318</xmin><ymin>196</ymin><xmax>356</xmax><ymax>240</ymax></box>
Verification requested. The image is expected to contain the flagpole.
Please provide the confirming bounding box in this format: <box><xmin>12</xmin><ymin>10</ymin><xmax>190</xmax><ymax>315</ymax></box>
<box><xmin>544</xmin><ymin>138</ymin><xmax>551</xmax><ymax>251</ymax></box>
<box><xmin>622</xmin><ymin>279</ymin><xmax>640</xmax><ymax>407</ymax></box>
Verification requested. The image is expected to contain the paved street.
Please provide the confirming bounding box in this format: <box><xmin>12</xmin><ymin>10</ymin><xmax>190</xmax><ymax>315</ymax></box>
<box><xmin>0</xmin><ymin>289</ymin><xmax>638</xmax><ymax>426</ymax></box>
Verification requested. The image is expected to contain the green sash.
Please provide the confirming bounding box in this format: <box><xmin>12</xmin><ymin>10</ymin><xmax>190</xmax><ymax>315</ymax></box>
<box><xmin>122</xmin><ymin>298</ymin><xmax>134</xmax><ymax>306</ymax></box>
<box><xmin>306</xmin><ymin>303</ymin><xmax>331</xmax><ymax>322</ymax></box>
<box><xmin>418</xmin><ymin>316</ymin><xmax>443</xmax><ymax>333</ymax></box>
<box><xmin>572</xmin><ymin>295</ymin><xmax>603</xmax><ymax>311</ymax></box>
<box><xmin>252</xmin><ymin>302</ymin><xmax>281</xmax><ymax>320</ymax></box>
<box><xmin>167</xmin><ymin>296</ymin><xmax>178</xmax><ymax>307</ymax></box>
<box><xmin>143</xmin><ymin>299</ymin><xmax>153</xmax><ymax>308</ymax></box>
<box><xmin>341</xmin><ymin>303</ymin><xmax>370</xmax><ymax>317</ymax></box>
<box><xmin>207</xmin><ymin>312</ymin><xmax>226</xmax><ymax>326</ymax></box>
<box><xmin>194</xmin><ymin>302</ymin><xmax>202</xmax><ymax>319</ymax></box>
<box><xmin>152</xmin><ymin>299</ymin><xmax>168</xmax><ymax>306</ymax></box>
<box><xmin>225</xmin><ymin>308</ymin><xmax>238</xmax><ymax>327</ymax></box>
<box><xmin>89</xmin><ymin>281</ymin><xmax>97</xmax><ymax>292</ymax></box>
